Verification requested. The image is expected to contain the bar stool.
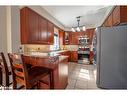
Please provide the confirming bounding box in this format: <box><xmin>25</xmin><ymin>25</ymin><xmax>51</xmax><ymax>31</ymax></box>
<box><xmin>0</xmin><ymin>52</ymin><xmax>12</xmax><ymax>88</ymax></box>
<box><xmin>8</xmin><ymin>53</ymin><xmax>53</xmax><ymax>89</ymax></box>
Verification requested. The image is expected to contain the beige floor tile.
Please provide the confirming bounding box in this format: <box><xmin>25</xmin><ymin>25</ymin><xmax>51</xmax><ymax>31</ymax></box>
<box><xmin>67</xmin><ymin>62</ymin><xmax>100</xmax><ymax>90</ymax></box>
<box><xmin>75</xmin><ymin>80</ymin><xmax>88</xmax><ymax>89</ymax></box>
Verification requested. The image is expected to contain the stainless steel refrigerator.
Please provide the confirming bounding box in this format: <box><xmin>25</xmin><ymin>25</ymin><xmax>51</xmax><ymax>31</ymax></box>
<box><xmin>96</xmin><ymin>25</ymin><xmax>127</xmax><ymax>89</ymax></box>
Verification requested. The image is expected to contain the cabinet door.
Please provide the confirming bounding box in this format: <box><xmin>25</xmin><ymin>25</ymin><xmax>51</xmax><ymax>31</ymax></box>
<box><xmin>59</xmin><ymin>30</ymin><xmax>64</xmax><ymax>45</ymax></box>
<box><xmin>71</xmin><ymin>51</ymin><xmax>78</xmax><ymax>62</ymax></box>
<box><xmin>86</xmin><ymin>29</ymin><xmax>95</xmax><ymax>45</ymax></box>
<box><xmin>28</xmin><ymin>9</ymin><xmax>39</xmax><ymax>43</ymax></box>
<box><xmin>38</xmin><ymin>15</ymin><xmax>48</xmax><ymax>44</ymax></box>
<box><xmin>47</xmin><ymin>21</ymin><xmax>54</xmax><ymax>44</ymax></box>
<box><xmin>120</xmin><ymin>6</ymin><xmax>127</xmax><ymax>24</ymax></box>
<box><xmin>103</xmin><ymin>14</ymin><xmax>113</xmax><ymax>27</ymax></box>
<box><xmin>20</xmin><ymin>7</ymin><xmax>29</xmax><ymax>44</ymax></box>
<box><xmin>107</xmin><ymin>14</ymin><xmax>113</xmax><ymax>27</ymax></box>
<box><xmin>112</xmin><ymin>7</ymin><xmax>120</xmax><ymax>26</ymax></box>
<box><xmin>69</xmin><ymin>32</ymin><xmax>78</xmax><ymax>45</ymax></box>
<box><xmin>64</xmin><ymin>32</ymin><xmax>69</xmax><ymax>45</ymax></box>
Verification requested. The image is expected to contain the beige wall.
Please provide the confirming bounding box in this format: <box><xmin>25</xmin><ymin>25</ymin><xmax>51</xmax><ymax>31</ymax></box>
<box><xmin>11</xmin><ymin>6</ymin><xmax>21</xmax><ymax>53</ymax></box>
<box><xmin>0</xmin><ymin>6</ymin><xmax>21</xmax><ymax>53</ymax></box>
<box><xmin>0</xmin><ymin>6</ymin><xmax>8</xmax><ymax>53</ymax></box>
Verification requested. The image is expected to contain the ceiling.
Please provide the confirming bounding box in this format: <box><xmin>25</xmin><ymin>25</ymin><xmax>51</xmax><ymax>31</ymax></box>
<box><xmin>42</xmin><ymin>6</ymin><xmax>114</xmax><ymax>30</ymax></box>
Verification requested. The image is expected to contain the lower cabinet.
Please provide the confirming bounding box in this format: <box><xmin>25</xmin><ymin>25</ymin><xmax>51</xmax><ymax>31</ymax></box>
<box><xmin>70</xmin><ymin>51</ymin><xmax>78</xmax><ymax>62</ymax></box>
<box><xmin>58</xmin><ymin>56</ymin><xmax>68</xmax><ymax>89</ymax></box>
<box><xmin>59</xmin><ymin>51</ymin><xmax>70</xmax><ymax>61</ymax></box>
<box><xmin>59</xmin><ymin>51</ymin><xmax>78</xmax><ymax>62</ymax></box>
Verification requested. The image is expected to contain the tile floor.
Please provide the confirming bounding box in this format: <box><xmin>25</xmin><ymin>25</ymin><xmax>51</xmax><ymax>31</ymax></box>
<box><xmin>66</xmin><ymin>62</ymin><xmax>100</xmax><ymax>90</ymax></box>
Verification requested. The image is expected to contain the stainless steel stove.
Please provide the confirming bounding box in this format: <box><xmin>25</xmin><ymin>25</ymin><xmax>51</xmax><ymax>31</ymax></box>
<box><xmin>78</xmin><ymin>36</ymin><xmax>90</xmax><ymax>64</ymax></box>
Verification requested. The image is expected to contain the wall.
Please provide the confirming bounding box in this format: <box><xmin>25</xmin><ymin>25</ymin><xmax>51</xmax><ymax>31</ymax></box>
<box><xmin>0</xmin><ymin>6</ymin><xmax>20</xmax><ymax>53</ymax></box>
<box><xmin>11</xmin><ymin>6</ymin><xmax>20</xmax><ymax>53</ymax></box>
<box><xmin>0</xmin><ymin>6</ymin><xmax>8</xmax><ymax>53</ymax></box>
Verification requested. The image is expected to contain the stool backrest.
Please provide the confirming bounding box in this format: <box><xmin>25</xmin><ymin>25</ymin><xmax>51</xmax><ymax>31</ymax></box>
<box><xmin>0</xmin><ymin>52</ymin><xmax>10</xmax><ymax>87</ymax></box>
<box><xmin>8</xmin><ymin>53</ymin><xmax>29</xmax><ymax>89</ymax></box>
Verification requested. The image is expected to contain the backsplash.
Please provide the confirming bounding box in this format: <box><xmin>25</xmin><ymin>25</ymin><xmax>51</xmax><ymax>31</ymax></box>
<box><xmin>65</xmin><ymin>45</ymin><xmax>78</xmax><ymax>51</ymax></box>
<box><xmin>22</xmin><ymin>44</ymin><xmax>51</xmax><ymax>52</ymax></box>
<box><xmin>21</xmin><ymin>44</ymin><xmax>78</xmax><ymax>52</ymax></box>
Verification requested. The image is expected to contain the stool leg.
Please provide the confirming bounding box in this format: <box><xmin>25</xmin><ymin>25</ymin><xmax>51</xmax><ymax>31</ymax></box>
<box><xmin>0</xmin><ymin>69</ymin><xmax>2</xmax><ymax>85</ymax></box>
<box><xmin>49</xmin><ymin>71</ymin><xmax>54</xmax><ymax>89</ymax></box>
<box><xmin>37</xmin><ymin>81</ymin><xmax>40</xmax><ymax>89</ymax></box>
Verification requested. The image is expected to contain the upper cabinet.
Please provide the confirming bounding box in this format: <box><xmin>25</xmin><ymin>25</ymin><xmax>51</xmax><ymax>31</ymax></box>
<box><xmin>103</xmin><ymin>14</ymin><xmax>113</xmax><ymax>27</ymax></box>
<box><xmin>47</xmin><ymin>21</ymin><xmax>54</xmax><ymax>44</ymax></box>
<box><xmin>38</xmin><ymin>15</ymin><xmax>48</xmax><ymax>44</ymax></box>
<box><xmin>112</xmin><ymin>6</ymin><xmax>120</xmax><ymax>25</ymax></box>
<box><xmin>69</xmin><ymin>29</ymin><xmax>95</xmax><ymax>45</ymax></box>
<box><xmin>20</xmin><ymin>7</ymin><xmax>54</xmax><ymax>44</ymax></box>
<box><xmin>59</xmin><ymin>30</ymin><xmax>65</xmax><ymax>45</ymax></box>
<box><xmin>64</xmin><ymin>32</ymin><xmax>70</xmax><ymax>45</ymax></box>
<box><xmin>69</xmin><ymin>32</ymin><xmax>79</xmax><ymax>45</ymax></box>
<box><xmin>102</xmin><ymin>6</ymin><xmax>127</xmax><ymax>27</ymax></box>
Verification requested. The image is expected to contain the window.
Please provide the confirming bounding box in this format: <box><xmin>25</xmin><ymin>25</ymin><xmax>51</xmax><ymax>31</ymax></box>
<box><xmin>50</xmin><ymin>33</ymin><xmax>60</xmax><ymax>50</ymax></box>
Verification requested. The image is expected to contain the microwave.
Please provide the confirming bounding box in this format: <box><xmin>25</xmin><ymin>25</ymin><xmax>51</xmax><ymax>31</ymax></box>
<box><xmin>78</xmin><ymin>37</ymin><xmax>89</xmax><ymax>45</ymax></box>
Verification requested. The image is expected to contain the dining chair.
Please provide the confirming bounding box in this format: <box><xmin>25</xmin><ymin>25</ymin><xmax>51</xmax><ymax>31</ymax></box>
<box><xmin>8</xmin><ymin>53</ymin><xmax>52</xmax><ymax>89</ymax></box>
<box><xmin>0</xmin><ymin>60</ymin><xmax>2</xmax><ymax>86</ymax></box>
<box><xmin>0</xmin><ymin>52</ymin><xmax>12</xmax><ymax>87</ymax></box>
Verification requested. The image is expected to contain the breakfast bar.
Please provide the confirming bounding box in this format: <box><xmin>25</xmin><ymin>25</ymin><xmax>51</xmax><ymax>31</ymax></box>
<box><xmin>22</xmin><ymin>52</ymin><xmax>69</xmax><ymax>89</ymax></box>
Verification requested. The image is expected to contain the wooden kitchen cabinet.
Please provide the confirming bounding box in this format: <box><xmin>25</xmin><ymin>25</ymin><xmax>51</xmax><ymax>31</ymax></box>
<box><xmin>38</xmin><ymin>15</ymin><xmax>48</xmax><ymax>44</ymax></box>
<box><xmin>86</xmin><ymin>29</ymin><xmax>95</xmax><ymax>45</ymax></box>
<box><xmin>102</xmin><ymin>6</ymin><xmax>127</xmax><ymax>27</ymax></box>
<box><xmin>69</xmin><ymin>30</ymin><xmax>94</xmax><ymax>45</ymax></box>
<box><xmin>28</xmin><ymin>9</ymin><xmax>39</xmax><ymax>43</ymax></box>
<box><xmin>112</xmin><ymin>6</ymin><xmax>127</xmax><ymax>25</ymax></box>
<box><xmin>103</xmin><ymin>14</ymin><xmax>113</xmax><ymax>27</ymax></box>
<box><xmin>64</xmin><ymin>32</ymin><xmax>70</xmax><ymax>45</ymax></box>
<box><xmin>58</xmin><ymin>56</ymin><xmax>69</xmax><ymax>88</ymax></box>
<box><xmin>59</xmin><ymin>51</ymin><xmax>70</xmax><ymax>61</ymax></box>
<box><xmin>112</xmin><ymin>6</ymin><xmax>120</xmax><ymax>26</ymax></box>
<box><xmin>20</xmin><ymin>7</ymin><xmax>54</xmax><ymax>44</ymax></box>
<box><xmin>47</xmin><ymin>21</ymin><xmax>54</xmax><ymax>44</ymax></box>
<box><xmin>59</xmin><ymin>30</ymin><xmax>65</xmax><ymax>45</ymax></box>
<box><xmin>70</xmin><ymin>51</ymin><xmax>78</xmax><ymax>62</ymax></box>
<box><xmin>69</xmin><ymin>32</ymin><xmax>78</xmax><ymax>45</ymax></box>
<box><xmin>20</xmin><ymin>7</ymin><xmax>39</xmax><ymax>44</ymax></box>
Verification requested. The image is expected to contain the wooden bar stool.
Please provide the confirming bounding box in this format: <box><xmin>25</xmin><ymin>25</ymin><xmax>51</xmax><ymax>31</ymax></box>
<box><xmin>0</xmin><ymin>52</ymin><xmax>12</xmax><ymax>88</ymax></box>
<box><xmin>0</xmin><ymin>60</ymin><xmax>3</xmax><ymax>86</ymax></box>
<box><xmin>8</xmin><ymin>53</ymin><xmax>53</xmax><ymax>89</ymax></box>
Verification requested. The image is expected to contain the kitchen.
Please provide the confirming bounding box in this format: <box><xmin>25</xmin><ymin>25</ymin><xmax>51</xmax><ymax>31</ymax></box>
<box><xmin>1</xmin><ymin>5</ymin><xmax>127</xmax><ymax>90</ymax></box>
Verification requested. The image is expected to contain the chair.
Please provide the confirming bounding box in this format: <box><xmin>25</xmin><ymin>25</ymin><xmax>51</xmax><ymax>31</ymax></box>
<box><xmin>8</xmin><ymin>53</ymin><xmax>53</xmax><ymax>89</ymax></box>
<box><xmin>0</xmin><ymin>60</ymin><xmax>2</xmax><ymax>86</ymax></box>
<box><xmin>0</xmin><ymin>52</ymin><xmax>12</xmax><ymax>87</ymax></box>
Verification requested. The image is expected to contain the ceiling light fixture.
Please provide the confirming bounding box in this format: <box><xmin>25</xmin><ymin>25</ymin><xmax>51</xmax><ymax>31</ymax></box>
<box><xmin>71</xmin><ymin>16</ymin><xmax>86</xmax><ymax>32</ymax></box>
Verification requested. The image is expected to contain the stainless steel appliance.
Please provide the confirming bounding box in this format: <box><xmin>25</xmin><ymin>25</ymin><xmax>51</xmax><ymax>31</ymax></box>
<box><xmin>78</xmin><ymin>36</ymin><xmax>90</xmax><ymax>64</ymax></box>
<box><xmin>96</xmin><ymin>25</ymin><xmax>127</xmax><ymax>89</ymax></box>
<box><xmin>78</xmin><ymin>51</ymin><xmax>90</xmax><ymax>64</ymax></box>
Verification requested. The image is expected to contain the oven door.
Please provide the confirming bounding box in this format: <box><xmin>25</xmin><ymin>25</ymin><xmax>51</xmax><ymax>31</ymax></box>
<box><xmin>78</xmin><ymin>53</ymin><xmax>90</xmax><ymax>64</ymax></box>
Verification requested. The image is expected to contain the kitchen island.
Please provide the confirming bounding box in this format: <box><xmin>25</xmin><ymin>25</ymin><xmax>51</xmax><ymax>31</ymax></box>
<box><xmin>22</xmin><ymin>52</ymin><xmax>69</xmax><ymax>89</ymax></box>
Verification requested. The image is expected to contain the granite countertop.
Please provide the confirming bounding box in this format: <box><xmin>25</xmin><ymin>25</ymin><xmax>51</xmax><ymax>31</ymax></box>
<box><xmin>59</xmin><ymin>55</ymin><xmax>69</xmax><ymax>62</ymax></box>
<box><xmin>22</xmin><ymin>52</ymin><xmax>60</xmax><ymax>58</ymax></box>
<box><xmin>22</xmin><ymin>50</ymin><xmax>69</xmax><ymax>57</ymax></box>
